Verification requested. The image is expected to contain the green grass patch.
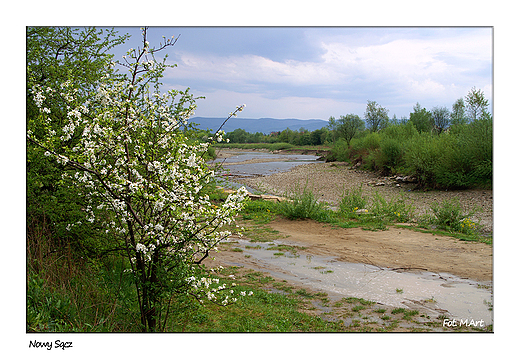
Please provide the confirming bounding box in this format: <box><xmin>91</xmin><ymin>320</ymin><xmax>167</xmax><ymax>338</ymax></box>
<box><xmin>277</xmin><ymin>182</ymin><xmax>331</xmax><ymax>221</ymax></box>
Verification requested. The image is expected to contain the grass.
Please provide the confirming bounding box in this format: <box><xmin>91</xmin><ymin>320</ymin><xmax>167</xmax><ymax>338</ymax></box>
<box><xmin>164</xmin><ymin>268</ymin><xmax>346</xmax><ymax>332</ymax></box>
<box><xmin>238</xmin><ymin>181</ymin><xmax>491</xmax><ymax>244</ymax></box>
<box><xmin>277</xmin><ymin>181</ymin><xmax>330</xmax><ymax>221</ymax></box>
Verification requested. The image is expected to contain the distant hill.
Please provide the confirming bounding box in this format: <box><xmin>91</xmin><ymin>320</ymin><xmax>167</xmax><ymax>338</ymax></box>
<box><xmin>189</xmin><ymin>117</ymin><xmax>329</xmax><ymax>134</ymax></box>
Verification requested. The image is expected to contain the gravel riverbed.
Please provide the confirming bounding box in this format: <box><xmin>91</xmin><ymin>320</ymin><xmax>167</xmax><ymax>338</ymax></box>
<box><xmin>237</xmin><ymin>161</ymin><xmax>493</xmax><ymax>234</ymax></box>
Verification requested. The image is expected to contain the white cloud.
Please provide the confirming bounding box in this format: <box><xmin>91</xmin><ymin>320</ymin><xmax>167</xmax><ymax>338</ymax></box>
<box><xmin>168</xmin><ymin>52</ymin><xmax>340</xmax><ymax>87</ymax></box>
<box><xmin>162</xmin><ymin>28</ymin><xmax>492</xmax><ymax>119</ymax></box>
<box><xmin>186</xmin><ymin>88</ymin><xmax>363</xmax><ymax>119</ymax></box>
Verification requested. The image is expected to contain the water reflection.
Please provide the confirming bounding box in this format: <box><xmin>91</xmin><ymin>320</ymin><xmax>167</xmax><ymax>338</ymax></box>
<box><xmin>229</xmin><ymin>238</ymin><xmax>493</xmax><ymax>326</ymax></box>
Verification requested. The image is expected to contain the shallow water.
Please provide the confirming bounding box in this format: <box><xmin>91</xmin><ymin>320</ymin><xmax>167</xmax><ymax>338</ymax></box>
<box><xmin>211</xmin><ymin>151</ymin><xmax>321</xmax><ymax>165</ymax></box>
<box><xmin>211</xmin><ymin>150</ymin><xmax>323</xmax><ymax>190</ymax></box>
<box><xmin>229</xmin><ymin>238</ymin><xmax>493</xmax><ymax>326</ymax></box>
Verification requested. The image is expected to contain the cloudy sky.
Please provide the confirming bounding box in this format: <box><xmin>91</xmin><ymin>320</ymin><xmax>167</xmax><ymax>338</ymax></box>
<box><xmin>111</xmin><ymin>26</ymin><xmax>492</xmax><ymax>121</ymax></box>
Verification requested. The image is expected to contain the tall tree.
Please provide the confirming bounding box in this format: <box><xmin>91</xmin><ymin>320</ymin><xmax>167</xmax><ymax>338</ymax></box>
<box><xmin>451</xmin><ymin>97</ymin><xmax>467</xmax><ymax>126</ymax></box>
<box><xmin>465</xmin><ymin>87</ymin><xmax>490</xmax><ymax>121</ymax></box>
<box><xmin>364</xmin><ymin>100</ymin><xmax>389</xmax><ymax>132</ymax></box>
<box><xmin>409</xmin><ymin>102</ymin><xmax>433</xmax><ymax>133</ymax></box>
<box><xmin>27</xmin><ymin>27</ymin><xmax>130</xmax><ymax>256</ymax></box>
<box><xmin>332</xmin><ymin>114</ymin><xmax>365</xmax><ymax>145</ymax></box>
<box><xmin>431</xmin><ymin>106</ymin><xmax>451</xmax><ymax>134</ymax></box>
<box><xmin>28</xmin><ymin>28</ymin><xmax>249</xmax><ymax>331</ymax></box>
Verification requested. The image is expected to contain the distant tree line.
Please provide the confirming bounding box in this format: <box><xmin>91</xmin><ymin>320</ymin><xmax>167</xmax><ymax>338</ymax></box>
<box><xmin>223</xmin><ymin>87</ymin><xmax>491</xmax><ymax>146</ymax></box>
<box><xmin>221</xmin><ymin>88</ymin><xmax>492</xmax><ymax>189</ymax></box>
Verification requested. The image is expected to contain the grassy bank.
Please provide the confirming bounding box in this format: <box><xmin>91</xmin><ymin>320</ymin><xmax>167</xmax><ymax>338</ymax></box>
<box><xmin>236</xmin><ymin>184</ymin><xmax>491</xmax><ymax>244</ymax></box>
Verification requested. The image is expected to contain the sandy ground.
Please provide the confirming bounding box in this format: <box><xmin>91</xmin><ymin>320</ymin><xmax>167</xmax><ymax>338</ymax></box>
<box><xmin>266</xmin><ymin>218</ymin><xmax>492</xmax><ymax>282</ymax></box>
<box><xmin>213</xmin><ymin>149</ymin><xmax>493</xmax><ymax>280</ymax></box>
<box><xmin>206</xmin><ymin>217</ymin><xmax>492</xmax><ymax>331</ymax></box>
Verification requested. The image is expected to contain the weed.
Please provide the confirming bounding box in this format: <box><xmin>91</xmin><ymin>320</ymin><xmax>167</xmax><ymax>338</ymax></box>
<box><xmin>339</xmin><ymin>186</ymin><xmax>367</xmax><ymax>217</ymax></box>
<box><xmin>391</xmin><ymin>308</ymin><xmax>406</xmax><ymax>315</ymax></box>
<box><xmin>402</xmin><ymin>310</ymin><xmax>419</xmax><ymax>320</ymax></box>
<box><xmin>245</xmin><ymin>245</ymin><xmax>262</xmax><ymax>249</ymax></box>
<box><xmin>320</xmin><ymin>270</ymin><xmax>334</xmax><ymax>274</ymax></box>
<box><xmin>242</xmin><ymin>200</ymin><xmax>277</xmax><ymax>224</ymax></box>
<box><xmin>295</xmin><ymin>289</ymin><xmax>315</xmax><ymax>299</ymax></box>
<box><xmin>429</xmin><ymin>198</ymin><xmax>481</xmax><ymax>234</ymax></box>
<box><xmin>349</xmin><ymin>320</ymin><xmax>361</xmax><ymax>327</ymax></box>
<box><xmin>370</xmin><ymin>191</ymin><xmax>415</xmax><ymax>222</ymax></box>
<box><xmin>277</xmin><ymin>181</ymin><xmax>329</xmax><ymax>221</ymax></box>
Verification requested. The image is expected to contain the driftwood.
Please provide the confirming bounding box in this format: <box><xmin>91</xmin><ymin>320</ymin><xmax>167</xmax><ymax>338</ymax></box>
<box><xmin>219</xmin><ymin>188</ymin><xmax>291</xmax><ymax>203</ymax></box>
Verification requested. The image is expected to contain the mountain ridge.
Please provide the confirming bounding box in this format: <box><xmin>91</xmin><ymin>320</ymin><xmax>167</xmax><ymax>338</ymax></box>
<box><xmin>189</xmin><ymin>117</ymin><xmax>329</xmax><ymax>134</ymax></box>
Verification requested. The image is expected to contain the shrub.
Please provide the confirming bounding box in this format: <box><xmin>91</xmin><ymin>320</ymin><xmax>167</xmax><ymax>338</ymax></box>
<box><xmin>429</xmin><ymin>198</ymin><xmax>481</xmax><ymax>234</ymax></box>
<box><xmin>326</xmin><ymin>138</ymin><xmax>350</xmax><ymax>162</ymax></box>
<box><xmin>277</xmin><ymin>182</ymin><xmax>329</xmax><ymax>221</ymax></box>
<box><xmin>369</xmin><ymin>191</ymin><xmax>415</xmax><ymax>222</ymax></box>
<box><xmin>378</xmin><ymin>137</ymin><xmax>404</xmax><ymax>173</ymax></box>
<box><xmin>403</xmin><ymin>132</ymin><xmax>439</xmax><ymax>187</ymax></box>
<box><xmin>404</xmin><ymin>118</ymin><xmax>492</xmax><ymax>189</ymax></box>
<box><xmin>339</xmin><ymin>186</ymin><xmax>367</xmax><ymax>216</ymax></box>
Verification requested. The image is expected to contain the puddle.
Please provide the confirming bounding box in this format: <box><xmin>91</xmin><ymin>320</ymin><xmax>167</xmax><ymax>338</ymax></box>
<box><xmin>227</xmin><ymin>237</ymin><xmax>493</xmax><ymax>326</ymax></box>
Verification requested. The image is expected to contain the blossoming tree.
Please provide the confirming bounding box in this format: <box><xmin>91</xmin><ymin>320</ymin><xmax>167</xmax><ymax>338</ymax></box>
<box><xmin>28</xmin><ymin>28</ymin><xmax>248</xmax><ymax>332</ymax></box>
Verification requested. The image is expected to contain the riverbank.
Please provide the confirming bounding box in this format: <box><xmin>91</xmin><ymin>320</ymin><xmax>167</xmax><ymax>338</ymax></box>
<box><xmin>238</xmin><ymin>161</ymin><xmax>493</xmax><ymax>234</ymax></box>
<box><xmin>208</xmin><ymin>148</ymin><xmax>493</xmax><ymax>331</ymax></box>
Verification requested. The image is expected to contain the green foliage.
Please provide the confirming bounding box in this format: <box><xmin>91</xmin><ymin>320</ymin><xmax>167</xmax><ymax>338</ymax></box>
<box><xmin>465</xmin><ymin>87</ymin><xmax>490</xmax><ymax>121</ymax></box>
<box><xmin>451</xmin><ymin>98</ymin><xmax>467</xmax><ymax>126</ymax></box>
<box><xmin>327</xmin><ymin>138</ymin><xmax>351</xmax><ymax>162</ymax></box>
<box><xmin>409</xmin><ymin>103</ymin><xmax>433</xmax><ymax>133</ymax></box>
<box><xmin>27</xmin><ymin>27</ymin><xmax>128</xmax><ymax>260</ymax></box>
<box><xmin>364</xmin><ymin>100</ymin><xmax>389</xmax><ymax>132</ymax></box>
<box><xmin>27</xmin><ymin>272</ymin><xmax>77</xmax><ymax>332</ymax></box>
<box><xmin>223</xmin><ymin>126</ymin><xmax>331</xmax><ymax>147</ymax></box>
<box><xmin>278</xmin><ymin>182</ymin><xmax>330</xmax><ymax>221</ymax></box>
<box><xmin>377</xmin><ymin>137</ymin><xmax>404</xmax><ymax>173</ymax></box>
<box><xmin>339</xmin><ymin>186</ymin><xmax>367</xmax><ymax>216</ymax></box>
<box><xmin>369</xmin><ymin>192</ymin><xmax>415</xmax><ymax>222</ymax></box>
<box><xmin>241</xmin><ymin>199</ymin><xmax>276</xmax><ymax>223</ymax></box>
<box><xmin>404</xmin><ymin>116</ymin><xmax>492</xmax><ymax>189</ymax></box>
<box><xmin>329</xmin><ymin>114</ymin><xmax>365</xmax><ymax>145</ymax></box>
<box><xmin>428</xmin><ymin>199</ymin><xmax>481</xmax><ymax>234</ymax></box>
<box><xmin>431</xmin><ymin>106</ymin><xmax>450</xmax><ymax>133</ymax></box>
